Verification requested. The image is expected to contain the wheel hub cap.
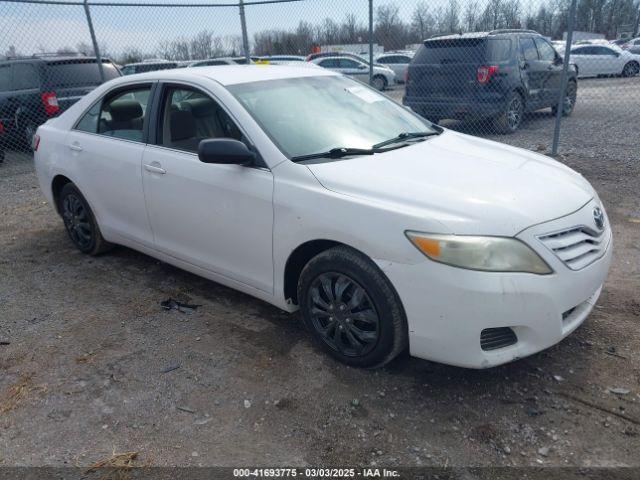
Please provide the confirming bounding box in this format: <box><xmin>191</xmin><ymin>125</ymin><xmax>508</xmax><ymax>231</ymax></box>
<box><xmin>307</xmin><ymin>272</ymin><xmax>380</xmax><ymax>357</ymax></box>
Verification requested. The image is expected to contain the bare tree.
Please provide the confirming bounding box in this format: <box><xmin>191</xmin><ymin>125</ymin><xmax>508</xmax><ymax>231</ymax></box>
<box><xmin>411</xmin><ymin>1</ymin><xmax>434</xmax><ymax>40</ymax></box>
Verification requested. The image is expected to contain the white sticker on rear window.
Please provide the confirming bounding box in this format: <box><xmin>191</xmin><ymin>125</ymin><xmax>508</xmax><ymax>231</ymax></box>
<box><xmin>345</xmin><ymin>85</ymin><xmax>384</xmax><ymax>103</ymax></box>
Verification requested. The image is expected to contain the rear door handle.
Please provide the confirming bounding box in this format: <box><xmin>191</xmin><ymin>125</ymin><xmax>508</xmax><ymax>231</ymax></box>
<box><xmin>68</xmin><ymin>142</ymin><xmax>83</xmax><ymax>152</ymax></box>
<box><xmin>144</xmin><ymin>163</ymin><xmax>166</xmax><ymax>174</ymax></box>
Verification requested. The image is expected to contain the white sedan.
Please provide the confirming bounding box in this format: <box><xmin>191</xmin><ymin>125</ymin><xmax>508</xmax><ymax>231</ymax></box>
<box><xmin>33</xmin><ymin>66</ymin><xmax>611</xmax><ymax>369</ymax></box>
<box><xmin>570</xmin><ymin>44</ymin><xmax>640</xmax><ymax>77</ymax></box>
<box><xmin>310</xmin><ymin>56</ymin><xmax>396</xmax><ymax>90</ymax></box>
<box><xmin>375</xmin><ymin>52</ymin><xmax>413</xmax><ymax>82</ymax></box>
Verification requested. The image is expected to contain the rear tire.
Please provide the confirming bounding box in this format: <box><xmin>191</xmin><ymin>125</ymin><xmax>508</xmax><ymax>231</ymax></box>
<box><xmin>622</xmin><ymin>61</ymin><xmax>639</xmax><ymax>77</ymax></box>
<box><xmin>57</xmin><ymin>183</ymin><xmax>113</xmax><ymax>255</ymax></box>
<box><xmin>493</xmin><ymin>91</ymin><xmax>524</xmax><ymax>134</ymax></box>
<box><xmin>551</xmin><ymin>81</ymin><xmax>577</xmax><ymax>117</ymax></box>
<box><xmin>297</xmin><ymin>245</ymin><xmax>408</xmax><ymax>368</ymax></box>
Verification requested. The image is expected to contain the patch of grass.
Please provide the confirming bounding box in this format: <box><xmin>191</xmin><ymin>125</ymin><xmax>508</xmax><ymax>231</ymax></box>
<box><xmin>0</xmin><ymin>376</ymin><xmax>46</xmax><ymax>416</ymax></box>
<box><xmin>86</xmin><ymin>450</ymin><xmax>143</xmax><ymax>480</ymax></box>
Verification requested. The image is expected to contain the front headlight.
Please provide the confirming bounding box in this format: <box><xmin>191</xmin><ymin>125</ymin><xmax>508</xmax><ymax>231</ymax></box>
<box><xmin>405</xmin><ymin>231</ymin><xmax>552</xmax><ymax>274</ymax></box>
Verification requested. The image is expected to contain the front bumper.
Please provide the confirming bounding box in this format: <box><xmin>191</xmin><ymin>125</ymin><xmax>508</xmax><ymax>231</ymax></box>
<box><xmin>378</xmin><ymin>200</ymin><xmax>613</xmax><ymax>368</ymax></box>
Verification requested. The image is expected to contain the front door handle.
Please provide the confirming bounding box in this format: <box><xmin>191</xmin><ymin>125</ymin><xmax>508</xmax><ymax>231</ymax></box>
<box><xmin>144</xmin><ymin>163</ymin><xmax>166</xmax><ymax>174</ymax></box>
<box><xmin>68</xmin><ymin>142</ymin><xmax>83</xmax><ymax>152</ymax></box>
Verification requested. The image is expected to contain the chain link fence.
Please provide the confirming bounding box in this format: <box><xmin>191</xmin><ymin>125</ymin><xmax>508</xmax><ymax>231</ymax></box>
<box><xmin>1</xmin><ymin>0</ymin><xmax>639</xmax><ymax>162</ymax></box>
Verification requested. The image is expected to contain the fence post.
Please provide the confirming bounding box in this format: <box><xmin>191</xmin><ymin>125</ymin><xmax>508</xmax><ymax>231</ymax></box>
<box><xmin>83</xmin><ymin>0</ymin><xmax>105</xmax><ymax>82</ymax></box>
<box><xmin>368</xmin><ymin>0</ymin><xmax>373</xmax><ymax>86</ymax></box>
<box><xmin>239</xmin><ymin>0</ymin><xmax>251</xmax><ymax>63</ymax></box>
<box><xmin>551</xmin><ymin>0</ymin><xmax>578</xmax><ymax>156</ymax></box>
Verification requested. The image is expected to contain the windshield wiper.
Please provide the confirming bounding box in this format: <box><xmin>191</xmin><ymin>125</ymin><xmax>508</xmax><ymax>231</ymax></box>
<box><xmin>372</xmin><ymin>129</ymin><xmax>442</xmax><ymax>149</ymax></box>
<box><xmin>292</xmin><ymin>147</ymin><xmax>378</xmax><ymax>162</ymax></box>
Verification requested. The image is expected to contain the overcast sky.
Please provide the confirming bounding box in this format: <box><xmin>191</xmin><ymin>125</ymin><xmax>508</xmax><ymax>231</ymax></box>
<box><xmin>0</xmin><ymin>0</ymin><xmax>546</xmax><ymax>56</ymax></box>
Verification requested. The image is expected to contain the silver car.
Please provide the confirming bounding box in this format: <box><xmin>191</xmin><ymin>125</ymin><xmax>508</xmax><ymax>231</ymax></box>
<box><xmin>375</xmin><ymin>52</ymin><xmax>414</xmax><ymax>83</ymax></box>
<box><xmin>311</xmin><ymin>56</ymin><xmax>396</xmax><ymax>90</ymax></box>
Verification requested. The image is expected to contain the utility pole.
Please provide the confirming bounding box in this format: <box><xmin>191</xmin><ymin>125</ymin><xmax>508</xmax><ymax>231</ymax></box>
<box><xmin>239</xmin><ymin>0</ymin><xmax>250</xmax><ymax>63</ymax></box>
<box><xmin>83</xmin><ymin>0</ymin><xmax>105</xmax><ymax>82</ymax></box>
<box><xmin>551</xmin><ymin>0</ymin><xmax>577</xmax><ymax>156</ymax></box>
<box><xmin>368</xmin><ymin>0</ymin><xmax>374</xmax><ymax>86</ymax></box>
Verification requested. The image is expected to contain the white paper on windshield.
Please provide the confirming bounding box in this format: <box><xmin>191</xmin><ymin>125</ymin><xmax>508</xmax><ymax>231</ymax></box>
<box><xmin>345</xmin><ymin>85</ymin><xmax>384</xmax><ymax>104</ymax></box>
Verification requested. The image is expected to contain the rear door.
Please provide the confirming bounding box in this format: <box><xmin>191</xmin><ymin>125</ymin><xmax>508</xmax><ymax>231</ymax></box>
<box><xmin>65</xmin><ymin>82</ymin><xmax>155</xmax><ymax>246</ymax></box>
<box><xmin>534</xmin><ymin>37</ymin><xmax>563</xmax><ymax>105</ymax></box>
<box><xmin>518</xmin><ymin>36</ymin><xmax>544</xmax><ymax>106</ymax></box>
<box><xmin>592</xmin><ymin>46</ymin><xmax>623</xmax><ymax>75</ymax></box>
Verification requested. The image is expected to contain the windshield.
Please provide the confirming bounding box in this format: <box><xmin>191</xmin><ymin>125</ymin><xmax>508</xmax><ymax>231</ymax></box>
<box><xmin>228</xmin><ymin>75</ymin><xmax>434</xmax><ymax>159</ymax></box>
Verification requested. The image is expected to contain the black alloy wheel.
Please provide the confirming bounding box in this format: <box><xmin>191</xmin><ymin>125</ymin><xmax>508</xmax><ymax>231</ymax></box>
<box><xmin>307</xmin><ymin>272</ymin><xmax>380</xmax><ymax>357</ymax></box>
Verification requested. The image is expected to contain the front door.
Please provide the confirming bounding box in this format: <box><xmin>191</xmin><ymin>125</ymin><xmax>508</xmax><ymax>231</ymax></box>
<box><xmin>141</xmin><ymin>84</ymin><xmax>274</xmax><ymax>293</ymax></box>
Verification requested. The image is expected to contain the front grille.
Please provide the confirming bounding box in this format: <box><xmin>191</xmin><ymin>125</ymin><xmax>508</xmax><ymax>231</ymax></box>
<box><xmin>480</xmin><ymin>327</ymin><xmax>517</xmax><ymax>351</ymax></box>
<box><xmin>538</xmin><ymin>226</ymin><xmax>608</xmax><ymax>270</ymax></box>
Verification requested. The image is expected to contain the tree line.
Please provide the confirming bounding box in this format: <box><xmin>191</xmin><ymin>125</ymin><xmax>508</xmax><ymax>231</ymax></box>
<box><xmin>7</xmin><ymin>0</ymin><xmax>638</xmax><ymax>63</ymax></box>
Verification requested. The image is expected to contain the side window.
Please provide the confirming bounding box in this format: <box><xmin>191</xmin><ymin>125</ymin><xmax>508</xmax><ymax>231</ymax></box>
<box><xmin>75</xmin><ymin>101</ymin><xmax>101</xmax><ymax>133</ymax></box>
<box><xmin>377</xmin><ymin>57</ymin><xmax>390</xmax><ymax>64</ymax></box>
<box><xmin>535</xmin><ymin>38</ymin><xmax>556</xmax><ymax>62</ymax></box>
<box><xmin>96</xmin><ymin>86</ymin><xmax>151</xmax><ymax>142</ymax></box>
<box><xmin>13</xmin><ymin>63</ymin><xmax>40</xmax><ymax>90</ymax></box>
<box><xmin>399</xmin><ymin>56</ymin><xmax>412</xmax><ymax>63</ymax></box>
<box><xmin>160</xmin><ymin>86</ymin><xmax>242</xmax><ymax>153</ymax></box>
<box><xmin>595</xmin><ymin>47</ymin><xmax>616</xmax><ymax>56</ymax></box>
<box><xmin>0</xmin><ymin>65</ymin><xmax>11</xmax><ymax>91</ymax></box>
<box><xmin>319</xmin><ymin>59</ymin><xmax>338</xmax><ymax>68</ymax></box>
<box><xmin>571</xmin><ymin>47</ymin><xmax>586</xmax><ymax>55</ymax></box>
<box><xmin>519</xmin><ymin>37</ymin><xmax>539</xmax><ymax>62</ymax></box>
<box><xmin>339</xmin><ymin>59</ymin><xmax>361</xmax><ymax>69</ymax></box>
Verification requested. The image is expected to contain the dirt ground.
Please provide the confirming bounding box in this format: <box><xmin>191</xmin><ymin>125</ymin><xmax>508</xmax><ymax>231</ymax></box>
<box><xmin>1</xmin><ymin>76</ymin><xmax>639</xmax><ymax>473</ymax></box>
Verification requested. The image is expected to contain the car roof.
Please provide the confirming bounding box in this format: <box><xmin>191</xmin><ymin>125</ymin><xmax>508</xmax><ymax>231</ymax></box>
<box><xmin>427</xmin><ymin>30</ymin><xmax>541</xmax><ymax>41</ymax></box>
<box><xmin>114</xmin><ymin>64</ymin><xmax>336</xmax><ymax>86</ymax></box>
<box><xmin>0</xmin><ymin>56</ymin><xmax>105</xmax><ymax>66</ymax></box>
<box><xmin>124</xmin><ymin>61</ymin><xmax>177</xmax><ymax>67</ymax></box>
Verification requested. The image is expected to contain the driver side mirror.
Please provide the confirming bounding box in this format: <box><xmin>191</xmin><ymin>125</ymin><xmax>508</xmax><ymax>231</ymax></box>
<box><xmin>357</xmin><ymin>64</ymin><xmax>368</xmax><ymax>70</ymax></box>
<box><xmin>554</xmin><ymin>55</ymin><xmax>564</xmax><ymax>66</ymax></box>
<box><xmin>198</xmin><ymin>138</ymin><xmax>255</xmax><ymax>165</ymax></box>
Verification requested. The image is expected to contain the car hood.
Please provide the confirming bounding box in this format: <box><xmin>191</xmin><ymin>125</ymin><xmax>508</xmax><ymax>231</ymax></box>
<box><xmin>305</xmin><ymin>131</ymin><xmax>595</xmax><ymax>236</ymax></box>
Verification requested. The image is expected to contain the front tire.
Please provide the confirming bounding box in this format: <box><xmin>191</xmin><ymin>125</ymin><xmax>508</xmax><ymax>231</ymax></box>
<box><xmin>58</xmin><ymin>183</ymin><xmax>113</xmax><ymax>255</ymax></box>
<box><xmin>493</xmin><ymin>91</ymin><xmax>524</xmax><ymax>134</ymax></box>
<box><xmin>297</xmin><ymin>246</ymin><xmax>408</xmax><ymax>368</ymax></box>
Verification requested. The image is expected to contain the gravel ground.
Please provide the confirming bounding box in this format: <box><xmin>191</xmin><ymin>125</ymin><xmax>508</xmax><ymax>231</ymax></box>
<box><xmin>0</xmin><ymin>76</ymin><xmax>639</xmax><ymax>472</ymax></box>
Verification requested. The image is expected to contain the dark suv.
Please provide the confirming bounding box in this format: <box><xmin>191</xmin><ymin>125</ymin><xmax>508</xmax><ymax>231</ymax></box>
<box><xmin>403</xmin><ymin>30</ymin><xmax>578</xmax><ymax>133</ymax></box>
<box><xmin>0</xmin><ymin>56</ymin><xmax>120</xmax><ymax>149</ymax></box>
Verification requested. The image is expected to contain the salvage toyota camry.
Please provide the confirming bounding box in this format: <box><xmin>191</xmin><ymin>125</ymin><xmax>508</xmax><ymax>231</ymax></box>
<box><xmin>33</xmin><ymin>66</ymin><xmax>612</xmax><ymax>368</ymax></box>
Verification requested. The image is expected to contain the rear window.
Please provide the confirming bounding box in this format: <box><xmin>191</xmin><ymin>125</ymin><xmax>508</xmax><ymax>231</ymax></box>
<box><xmin>415</xmin><ymin>38</ymin><xmax>512</xmax><ymax>64</ymax></box>
<box><xmin>45</xmin><ymin>60</ymin><xmax>120</xmax><ymax>87</ymax></box>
